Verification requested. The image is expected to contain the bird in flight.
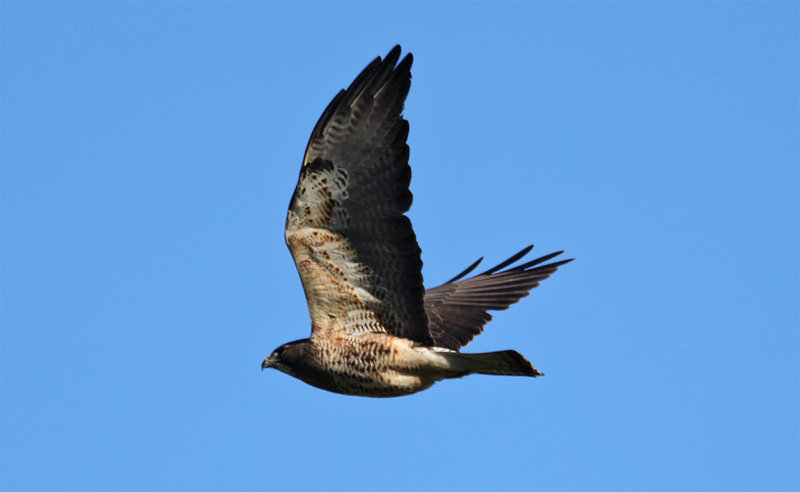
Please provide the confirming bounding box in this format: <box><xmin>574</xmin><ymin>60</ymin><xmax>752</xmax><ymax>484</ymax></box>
<box><xmin>261</xmin><ymin>46</ymin><xmax>571</xmax><ymax>397</ymax></box>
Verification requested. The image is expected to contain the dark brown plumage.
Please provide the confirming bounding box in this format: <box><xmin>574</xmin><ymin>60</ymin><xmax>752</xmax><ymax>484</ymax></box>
<box><xmin>261</xmin><ymin>46</ymin><xmax>571</xmax><ymax>397</ymax></box>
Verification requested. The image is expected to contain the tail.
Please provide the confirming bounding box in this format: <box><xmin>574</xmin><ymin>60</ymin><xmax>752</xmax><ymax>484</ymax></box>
<box><xmin>443</xmin><ymin>350</ymin><xmax>543</xmax><ymax>377</ymax></box>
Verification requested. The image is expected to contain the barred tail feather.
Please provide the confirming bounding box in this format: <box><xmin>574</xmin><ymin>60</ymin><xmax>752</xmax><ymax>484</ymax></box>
<box><xmin>446</xmin><ymin>350</ymin><xmax>543</xmax><ymax>377</ymax></box>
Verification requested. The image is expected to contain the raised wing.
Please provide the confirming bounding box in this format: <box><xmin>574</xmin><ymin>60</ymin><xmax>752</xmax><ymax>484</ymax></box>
<box><xmin>424</xmin><ymin>246</ymin><xmax>572</xmax><ymax>350</ymax></box>
<box><xmin>285</xmin><ymin>46</ymin><xmax>432</xmax><ymax>345</ymax></box>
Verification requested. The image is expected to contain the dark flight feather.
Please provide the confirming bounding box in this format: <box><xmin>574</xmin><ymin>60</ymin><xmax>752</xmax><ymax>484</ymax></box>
<box><xmin>424</xmin><ymin>247</ymin><xmax>573</xmax><ymax>351</ymax></box>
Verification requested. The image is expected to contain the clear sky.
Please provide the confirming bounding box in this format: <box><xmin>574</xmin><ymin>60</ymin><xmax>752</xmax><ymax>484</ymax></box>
<box><xmin>1</xmin><ymin>2</ymin><xmax>798</xmax><ymax>491</ymax></box>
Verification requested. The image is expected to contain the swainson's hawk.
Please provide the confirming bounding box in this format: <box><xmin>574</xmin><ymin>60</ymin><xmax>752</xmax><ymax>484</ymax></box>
<box><xmin>261</xmin><ymin>46</ymin><xmax>571</xmax><ymax>397</ymax></box>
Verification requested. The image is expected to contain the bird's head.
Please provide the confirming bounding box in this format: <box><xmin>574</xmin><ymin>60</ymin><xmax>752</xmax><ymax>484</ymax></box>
<box><xmin>261</xmin><ymin>339</ymin><xmax>308</xmax><ymax>374</ymax></box>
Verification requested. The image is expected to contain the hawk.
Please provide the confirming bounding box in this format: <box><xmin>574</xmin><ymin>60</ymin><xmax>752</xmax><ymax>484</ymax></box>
<box><xmin>261</xmin><ymin>46</ymin><xmax>571</xmax><ymax>397</ymax></box>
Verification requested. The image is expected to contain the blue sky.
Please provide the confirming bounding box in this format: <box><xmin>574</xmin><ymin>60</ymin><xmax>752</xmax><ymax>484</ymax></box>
<box><xmin>1</xmin><ymin>2</ymin><xmax>798</xmax><ymax>491</ymax></box>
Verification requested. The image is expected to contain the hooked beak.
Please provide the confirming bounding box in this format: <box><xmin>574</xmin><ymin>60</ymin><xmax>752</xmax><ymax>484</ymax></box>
<box><xmin>261</xmin><ymin>355</ymin><xmax>275</xmax><ymax>371</ymax></box>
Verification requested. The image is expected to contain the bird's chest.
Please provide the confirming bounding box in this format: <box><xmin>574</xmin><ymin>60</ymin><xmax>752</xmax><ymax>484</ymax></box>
<box><xmin>300</xmin><ymin>336</ymin><xmax>427</xmax><ymax>397</ymax></box>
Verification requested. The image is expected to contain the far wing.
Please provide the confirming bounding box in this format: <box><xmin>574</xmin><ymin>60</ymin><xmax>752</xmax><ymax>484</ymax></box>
<box><xmin>424</xmin><ymin>246</ymin><xmax>572</xmax><ymax>350</ymax></box>
<box><xmin>285</xmin><ymin>46</ymin><xmax>432</xmax><ymax>345</ymax></box>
